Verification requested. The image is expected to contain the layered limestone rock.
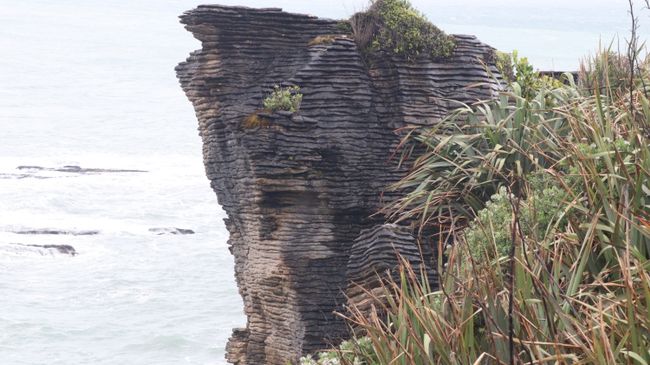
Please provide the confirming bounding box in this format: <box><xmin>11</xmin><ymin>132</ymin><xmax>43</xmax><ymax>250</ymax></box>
<box><xmin>345</xmin><ymin>224</ymin><xmax>436</xmax><ymax>314</ymax></box>
<box><xmin>176</xmin><ymin>5</ymin><xmax>501</xmax><ymax>364</ymax></box>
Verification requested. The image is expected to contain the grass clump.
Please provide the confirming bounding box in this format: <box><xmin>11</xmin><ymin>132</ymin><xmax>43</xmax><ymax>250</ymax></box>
<box><xmin>308</xmin><ymin>35</ymin><xmax>338</xmax><ymax>47</ymax></box>
<box><xmin>242</xmin><ymin>111</ymin><xmax>270</xmax><ymax>129</ymax></box>
<box><xmin>350</xmin><ymin>0</ymin><xmax>455</xmax><ymax>61</ymax></box>
<box><xmin>263</xmin><ymin>85</ymin><xmax>303</xmax><ymax>113</ymax></box>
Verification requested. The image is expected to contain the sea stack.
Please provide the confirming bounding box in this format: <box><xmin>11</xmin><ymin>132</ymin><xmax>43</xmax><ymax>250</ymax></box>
<box><xmin>176</xmin><ymin>5</ymin><xmax>501</xmax><ymax>364</ymax></box>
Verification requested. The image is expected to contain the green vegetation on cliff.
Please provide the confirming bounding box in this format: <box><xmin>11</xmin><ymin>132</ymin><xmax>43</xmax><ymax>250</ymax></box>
<box><xmin>350</xmin><ymin>0</ymin><xmax>455</xmax><ymax>61</ymax></box>
<box><xmin>301</xmin><ymin>42</ymin><xmax>650</xmax><ymax>365</ymax></box>
<box><xmin>263</xmin><ymin>85</ymin><xmax>303</xmax><ymax>113</ymax></box>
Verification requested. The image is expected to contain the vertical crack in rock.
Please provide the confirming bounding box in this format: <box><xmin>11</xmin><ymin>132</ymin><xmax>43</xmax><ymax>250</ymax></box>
<box><xmin>176</xmin><ymin>5</ymin><xmax>500</xmax><ymax>364</ymax></box>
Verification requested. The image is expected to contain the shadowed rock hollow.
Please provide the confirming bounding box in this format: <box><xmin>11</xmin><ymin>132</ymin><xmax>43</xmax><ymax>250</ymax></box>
<box><xmin>176</xmin><ymin>4</ymin><xmax>501</xmax><ymax>364</ymax></box>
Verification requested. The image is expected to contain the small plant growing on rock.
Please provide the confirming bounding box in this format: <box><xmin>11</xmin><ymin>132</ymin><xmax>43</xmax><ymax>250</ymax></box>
<box><xmin>351</xmin><ymin>0</ymin><xmax>455</xmax><ymax>61</ymax></box>
<box><xmin>308</xmin><ymin>35</ymin><xmax>338</xmax><ymax>47</ymax></box>
<box><xmin>263</xmin><ymin>85</ymin><xmax>303</xmax><ymax>113</ymax></box>
<box><xmin>242</xmin><ymin>111</ymin><xmax>271</xmax><ymax>129</ymax></box>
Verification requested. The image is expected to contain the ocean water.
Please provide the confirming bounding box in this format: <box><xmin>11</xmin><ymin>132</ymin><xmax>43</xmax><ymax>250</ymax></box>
<box><xmin>0</xmin><ymin>1</ymin><xmax>243</xmax><ymax>364</ymax></box>
<box><xmin>1</xmin><ymin>1</ymin><xmax>648</xmax><ymax>364</ymax></box>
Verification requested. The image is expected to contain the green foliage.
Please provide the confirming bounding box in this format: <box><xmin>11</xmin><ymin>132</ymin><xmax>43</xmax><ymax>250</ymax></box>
<box><xmin>512</xmin><ymin>50</ymin><xmax>539</xmax><ymax>99</ymax></box>
<box><xmin>499</xmin><ymin>50</ymin><xmax>565</xmax><ymax>100</ymax></box>
<box><xmin>332</xmin><ymin>47</ymin><xmax>650</xmax><ymax>364</ymax></box>
<box><xmin>351</xmin><ymin>0</ymin><xmax>455</xmax><ymax>61</ymax></box>
<box><xmin>494</xmin><ymin>50</ymin><xmax>514</xmax><ymax>82</ymax></box>
<box><xmin>299</xmin><ymin>337</ymin><xmax>375</xmax><ymax>365</ymax></box>
<box><xmin>382</xmin><ymin>72</ymin><xmax>575</xmax><ymax>234</ymax></box>
<box><xmin>263</xmin><ymin>85</ymin><xmax>303</xmax><ymax>113</ymax></box>
<box><xmin>465</xmin><ymin>175</ymin><xmax>573</xmax><ymax>261</ymax></box>
<box><xmin>335</xmin><ymin>20</ymin><xmax>353</xmax><ymax>34</ymax></box>
<box><xmin>579</xmin><ymin>46</ymin><xmax>634</xmax><ymax>95</ymax></box>
<box><xmin>463</xmin><ymin>187</ymin><xmax>515</xmax><ymax>260</ymax></box>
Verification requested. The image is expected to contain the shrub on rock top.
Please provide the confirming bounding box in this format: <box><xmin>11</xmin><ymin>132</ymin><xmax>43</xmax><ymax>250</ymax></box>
<box><xmin>351</xmin><ymin>0</ymin><xmax>456</xmax><ymax>61</ymax></box>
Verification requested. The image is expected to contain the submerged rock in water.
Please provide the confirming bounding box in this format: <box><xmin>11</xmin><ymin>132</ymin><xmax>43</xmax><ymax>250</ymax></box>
<box><xmin>16</xmin><ymin>165</ymin><xmax>147</xmax><ymax>174</ymax></box>
<box><xmin>3</xmin><ymin>243</ymin><xmax>77</xmax><ymax>256</ymax></box>
<box><xmin>148</xmin><ymin>227</ymin><xmax>195</xmax><ymax>235</ymax></box>
<box><xmin>13</xmin><ymin>229</ymin><xmax>99</xmax><ymax>236</ymax></box>
<box><xmin>177</xmin><ymin>4</ymin><xmax>501</xmax><ymax>364</ymax></box>
<box><xmin>0</xmin><ymin>172</ymin><xmax>53</xmax><ymax>180</ymax></box>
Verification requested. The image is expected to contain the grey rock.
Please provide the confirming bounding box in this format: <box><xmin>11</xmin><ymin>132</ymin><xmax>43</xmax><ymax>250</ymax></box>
<box><xmin>345</xmin><ymin>224</ymin><xmax>436</xmax><ymax>314</ymax></box>
<box><xmin>13</xmin><ymin>229</ymin><xmax>99</xmax><ymax>236</ymax></box>
<box><xmin>16</xmin><ymin>165</ymin><xmax>147</xmax><ymax>174</ymax></box>
<box><xmin>4</xmin><ymin>243</ymin><xmax>77</xmax><ymax>256</ymax></box>
<box><xmin>176</xmin><ymin>4</ymin><xmax>501</xmax><ymax>364</ymax></box>
<box><xmin>148</xmin><ymin>227</ymin><xmax>196</xmax><ymax>235</ymax></box>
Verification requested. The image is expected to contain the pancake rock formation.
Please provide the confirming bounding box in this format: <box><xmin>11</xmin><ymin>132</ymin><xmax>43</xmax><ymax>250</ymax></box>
<box><xmin>176</xmin><ymin>5</ymin><xmax>501</xmax><ymax>364</ymax></box>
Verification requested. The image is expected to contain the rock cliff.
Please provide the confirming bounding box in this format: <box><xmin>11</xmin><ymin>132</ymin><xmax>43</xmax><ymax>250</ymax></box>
<box><xmin>176</xmin><ymin>5</ymin><xmax>501</xmax><ymax>364</ymax></box>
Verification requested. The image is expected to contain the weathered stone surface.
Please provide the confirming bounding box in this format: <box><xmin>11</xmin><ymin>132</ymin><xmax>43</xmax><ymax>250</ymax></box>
<box><xmin>345</xmin><ymin>224</ymin><xmax>435</xmax><ymax>314</ymax></box>
<box><xmin>176</xmin><ymin>4</ymin><xmax>501</xmax><ymax>364</ymax></box>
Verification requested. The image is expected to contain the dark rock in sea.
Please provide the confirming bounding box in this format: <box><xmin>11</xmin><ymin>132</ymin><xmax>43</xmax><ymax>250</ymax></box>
<box><xmin>176</xmin><ymin>4</ymin><xmax>501</xmax><ymax>364</ymax></box>
<box><xmin>13</xmin><ymin>229</ymin><xmax>99</xmax><ymax>236</ymax></box>
<box><xmin>5</xmin><ymin>243</ymin><xmax>77</xmax><ymax>256</ymax></box>
<box><xmin>16</xmin><ymin>165</ymin><xmax>147</xmax><ymax>174</ymax></box>
<box><xmin>148</xmin><ymin>227</ymin><xmax>195</xmax><ymax>235</ymax></box>
<box><xmin>0</xmin><ymin>173</ymin><xmax>53</xmax><ymax>180</ymax></box>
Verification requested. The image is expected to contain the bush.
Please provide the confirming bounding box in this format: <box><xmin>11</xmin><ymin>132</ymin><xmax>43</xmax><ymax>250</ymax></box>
<box><xmin>495</xmin><ymin>50</ymin><xmax>565</xmax><ymax>100</ymax></box>
<box><xmin>494</xmin><ymin>50</ymin><xmax>515</xmax><ymax>83</ymax></box>
<box><xmin>263</xmin><ymin>85</ymin><xmax>303</xmax><ymax>113</ymax></box>
<box><xmin>350</xmin><ymin>0</ymin><xmax>455</xmax><ymax>61</ymax></box>
<box><xmin>464</xmin><ymin>174</ymin><xmax>573</xmax><ymax>262</ymax></box>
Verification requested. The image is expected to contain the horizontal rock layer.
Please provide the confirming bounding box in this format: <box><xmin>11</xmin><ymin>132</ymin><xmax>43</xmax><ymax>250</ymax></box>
<box><xmin>346</xmin><ymin>224</ymin><xmax>436</xmax><ymax>314</ymax></box>
<box><xmin>176</xmin><ymin>4</ymin><xmax>500</xmax><ymax>364</ymax></box>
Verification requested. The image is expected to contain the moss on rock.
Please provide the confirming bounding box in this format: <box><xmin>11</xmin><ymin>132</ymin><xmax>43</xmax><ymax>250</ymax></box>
<box><xmin>242</xmin><ymin>111</ymin><xmax>271</xmax><ymax>129</ymax></box>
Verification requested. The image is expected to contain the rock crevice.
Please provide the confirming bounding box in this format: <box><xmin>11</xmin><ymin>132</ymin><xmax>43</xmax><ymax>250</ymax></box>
<box><xmin>176</xmin><ymin>5</ymin><xmax>500</xmax><ymax>364</ymax></box>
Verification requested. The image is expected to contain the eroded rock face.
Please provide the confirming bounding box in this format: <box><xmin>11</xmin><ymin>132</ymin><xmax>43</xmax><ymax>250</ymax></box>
<box><xmin>345</xmin><ymin>224</ymin><xmax>436</xmax><ymax>314</ymax></box>
<box><xmin>176</xmin><ymin>5</ymin><xmax>500</xmax><ymax>364</ymax></box>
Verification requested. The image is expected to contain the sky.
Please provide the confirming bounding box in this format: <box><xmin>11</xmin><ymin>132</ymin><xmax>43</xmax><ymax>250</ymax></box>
<box><xmin>2</xmin><ymin>0</ymin><xmax>650</xmax><ymax>71</ymax></box>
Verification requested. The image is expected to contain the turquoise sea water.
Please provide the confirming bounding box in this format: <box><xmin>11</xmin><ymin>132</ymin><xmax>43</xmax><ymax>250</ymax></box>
<box><xmin>1</xmin><ymin>1</ymin><xmax>649</xmax><ymax>364</ymax></box>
